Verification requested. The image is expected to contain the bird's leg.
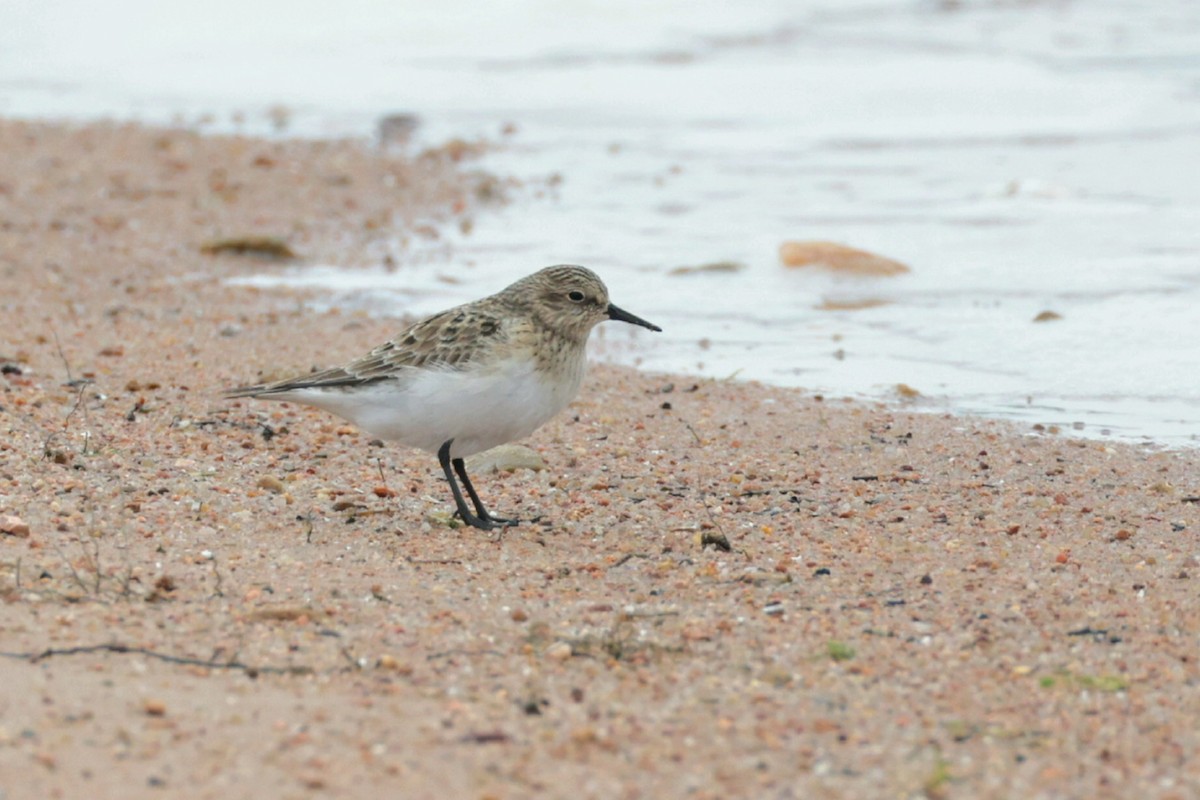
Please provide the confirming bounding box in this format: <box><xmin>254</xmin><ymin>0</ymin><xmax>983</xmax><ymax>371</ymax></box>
<box><xmin>453</xmin><ymin>456</ymin><xmax>520</xmax><ymax>528</ymax></box>
<box><xmin>437</xmin><ymin>440</ymin><xmax>495</xmax><ymax>531</ymax></box>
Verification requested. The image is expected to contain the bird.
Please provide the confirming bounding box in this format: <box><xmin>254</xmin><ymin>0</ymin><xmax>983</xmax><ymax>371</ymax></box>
<box><xmin>226</xmin><ymin>265</ymin><xmax>662</xmax><ymax>530</ymax></box>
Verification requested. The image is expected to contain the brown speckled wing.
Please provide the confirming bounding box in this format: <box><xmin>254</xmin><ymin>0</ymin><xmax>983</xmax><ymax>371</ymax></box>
<box><xmin>228</xmin><ymin>304</ymin><xmax>511</xmax><ymax>396</ymax></box>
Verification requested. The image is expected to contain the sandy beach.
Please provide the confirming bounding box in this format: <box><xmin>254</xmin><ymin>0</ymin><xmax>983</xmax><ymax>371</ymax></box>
<box><xmin>1</xmin><ymin>119</ymin><xmax>1198</xmax><ymax>799</ymax></box>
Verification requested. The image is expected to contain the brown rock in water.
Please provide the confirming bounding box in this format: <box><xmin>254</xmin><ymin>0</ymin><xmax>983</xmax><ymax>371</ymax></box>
<box><xmin>779</xmin><ymin>241</ymin><xmax>910</xmax><ymax>276</ymax></box>
<box><xmin>668</xmin><ymin>261</ymin><xmax>746</xmax><ymax>276</ymax></box>
<box><xmin>816</xmin><ymin>297</ymin><xmax>890</xmax><ymax>311</ymax></box>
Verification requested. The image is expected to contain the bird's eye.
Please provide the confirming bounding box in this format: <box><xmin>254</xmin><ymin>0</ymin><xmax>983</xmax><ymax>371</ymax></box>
<box><xmin>567</xmin><ymin>290</ymin><xmax>586</xmax><ymax>303</ymax></box>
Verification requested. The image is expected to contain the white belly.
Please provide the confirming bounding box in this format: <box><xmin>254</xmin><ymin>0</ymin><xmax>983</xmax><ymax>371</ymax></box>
<box><xmin>278</xmin><ymin>357</ymin><xmax>585</xmax><ymax>458</ymax></box>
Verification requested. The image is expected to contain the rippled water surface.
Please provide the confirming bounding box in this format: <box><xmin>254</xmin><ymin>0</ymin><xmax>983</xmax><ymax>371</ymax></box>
<box><xmin>4</xmin><ymin>0</ymin><xmax>1198</xmax><ymax>443</ymax></box>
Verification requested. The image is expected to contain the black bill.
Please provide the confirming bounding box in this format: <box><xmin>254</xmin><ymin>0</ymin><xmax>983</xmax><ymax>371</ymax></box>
<box><xmin>607</xmin><ymin>303</ymin><xmax>662</xmax><ymax>332</ymax></box>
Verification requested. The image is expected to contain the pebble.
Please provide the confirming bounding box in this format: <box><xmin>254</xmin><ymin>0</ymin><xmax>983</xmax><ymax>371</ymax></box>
<box><xmin>1</xmin><ymin>515</ymin><xmax>30</xmax><ymax>538</ymax></box>
<box><xmin>466</xmin><ymin>444</ymin><xmax>547</xmax><ymax>473</ymax></box>
<box><xmin>668</xmin><ymin>261</ymin><xmax>746</xmax><ymax>276</ymax></box>
<box><xmin>759</xmin><ymin>665</ymin><xmax>794</xmax><ymax>687</ymax></box>
<box><xmin>545</xmin><ymin>642</ymin><xmax>573</xmax><ymax>661</ymax></box>
<box><xmin>377</xmin><ymin>655</ymin><xmax>414</xmax><ymax>675</ymax></box>
<box><xmin>257</xmin><ymin>475</ymin><xmax>286</xmax><ymax>493</ymax></box>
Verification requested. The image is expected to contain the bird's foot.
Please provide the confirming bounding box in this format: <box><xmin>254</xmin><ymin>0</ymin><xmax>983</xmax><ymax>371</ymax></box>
<box><xmin>455</xmin><ymin>509</ymin><xmax>521</xmax><ymax>531</ymax></box>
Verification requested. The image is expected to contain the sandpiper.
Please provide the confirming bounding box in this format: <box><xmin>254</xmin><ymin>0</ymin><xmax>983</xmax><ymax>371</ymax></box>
<box><xmin>227</xmin><ymin>265</ymin><xmax>661</xmax><ymax>530</ymax></box>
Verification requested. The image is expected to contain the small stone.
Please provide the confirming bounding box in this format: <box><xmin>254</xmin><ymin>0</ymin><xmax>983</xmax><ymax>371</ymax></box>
<box><xmin>377</xmin><ymin>655</ymin><xmax>413</xmax><ymax>675</ymax></box>
<box><xmin>378</xmin><ymin>113</ymin><xmax>420</xmax><ymax>146</ymax></box>
<box><xmin>759</xmin><ymin>664</ymin><xmax>793</xmax><ymax>687</ymax></box>
<box><xmin>300</xmin><ymin>775</ymin><xmax>326</xmax><ymax>790</ymax></box>
<box><xmin>815</xmin><ymin>297</ymin><xmax>890</xmax><ymax>311</ymax></box>
<box><xmin>143</xmin><ymin>699</ymin><xmax>167</xmax><ymax>717</ymax></box>
<box><xmin>1</xmin><ymin>515</ymin><xmax>30</xmax><ymax>538</ymax></box>
<box><xmin>668</xmin><ymin>260</ymin><xmax>746</xmax><ymax>276</ymax></box>
<box><xmin>257</xmin><ymin>475</ymin><xmax>285</xmax><ymax>494</ymax></box>
<box><xmin>545</xmin><ymin>642</ymin><xmax>573</xmax><ymax>661</ymax></box>
<box><xmin>700</xmin><ymin>531</ymin><xmax>732</xmax><ymax>552</ymax></box>
<box><xmin>200</xmin><ymin>236</ymin><xmax>298</xmax><ymax>261</ymax></box>
<box><xmin>466</xmin><ymin>444</ymin><xmax>546</xmax><ymax>473</ymax></box>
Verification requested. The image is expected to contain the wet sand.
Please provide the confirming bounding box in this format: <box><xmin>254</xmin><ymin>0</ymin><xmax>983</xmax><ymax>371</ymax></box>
<box><xmin>1</xmin><ymin>119</ymin><xmax>1198</xmax><ymax>799</ymax></box>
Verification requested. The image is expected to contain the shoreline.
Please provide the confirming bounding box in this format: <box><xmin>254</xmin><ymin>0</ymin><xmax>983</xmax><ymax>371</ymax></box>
<box><xmin>2</xmin><ymin>119</ymin><xmax>1198</xmax><ymax>799</ymax></box>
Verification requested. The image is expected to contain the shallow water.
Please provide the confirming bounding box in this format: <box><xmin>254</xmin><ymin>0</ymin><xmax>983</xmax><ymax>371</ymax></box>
<box><xmin>3</xmin><ymin>0</ymin><xmax>1198</xmax><ymax>444</ymax></box>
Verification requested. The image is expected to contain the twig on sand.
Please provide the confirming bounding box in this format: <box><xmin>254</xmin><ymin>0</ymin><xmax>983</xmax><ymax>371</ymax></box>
<box><xmin>0</xmin><ymin>642</ymin><xmax>313</xmax><ymax>676</ymax></box>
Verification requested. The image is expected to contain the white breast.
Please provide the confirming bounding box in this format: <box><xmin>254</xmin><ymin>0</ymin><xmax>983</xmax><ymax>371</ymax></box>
<box><xmin>278</xmin><ymin>355</ymin><xmax>586</xmax><ymax>459</ymax></box>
